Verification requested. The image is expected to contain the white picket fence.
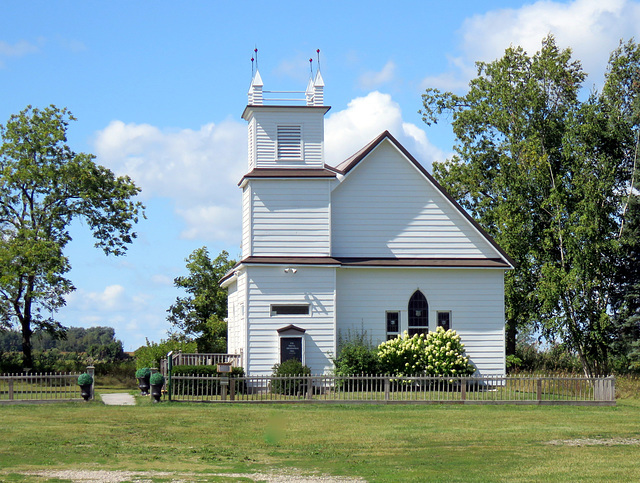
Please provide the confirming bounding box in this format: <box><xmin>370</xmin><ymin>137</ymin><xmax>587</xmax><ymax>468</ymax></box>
<box><xmin>167</xmin><ymin>373</ymin><xmax>616</xmax><ymax>406</ymax></box>
<box><xmin>0</xmin><ymin>369</ymin><xmax>93</xmax><ymax>403</ymax></box>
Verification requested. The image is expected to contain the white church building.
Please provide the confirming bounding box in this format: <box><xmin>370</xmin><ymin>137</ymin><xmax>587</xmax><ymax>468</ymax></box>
<box><xmin>221</xmin><ymin>66</ymin><xmax>514</xmax><ymax>377</ymax></box>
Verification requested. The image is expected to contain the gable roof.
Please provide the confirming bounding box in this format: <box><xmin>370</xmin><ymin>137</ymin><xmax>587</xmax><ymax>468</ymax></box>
<box><xmin>326</xmin><ymin>131</ymin><xmax>515</xmax><ymax>269</ymax></box>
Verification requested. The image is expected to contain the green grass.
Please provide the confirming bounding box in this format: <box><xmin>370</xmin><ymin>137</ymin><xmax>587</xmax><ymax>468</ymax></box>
<box><xmin>1</xmin><ymin>396</ymin><xmax>640</xmax><ymax>482</ymax></box>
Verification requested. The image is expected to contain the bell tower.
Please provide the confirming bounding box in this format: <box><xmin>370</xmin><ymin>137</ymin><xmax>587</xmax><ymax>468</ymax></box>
<box><xmin>238</xmin><ymin>54</ymin><xmax>334</xmax><ymax>259</ymax></box>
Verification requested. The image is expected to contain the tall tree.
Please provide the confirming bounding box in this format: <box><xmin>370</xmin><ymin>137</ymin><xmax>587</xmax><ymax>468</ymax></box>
<box><xmin>421</xmin><ymin>36</ymin><xmax>638</xmax><ymax>376</ymax></box>
<box><xmin>604</xmin><ymin>41</ymin><xmax>640</xmax><ymax>371</ymax></box>
<box><xmin>167</xmin><ymin>248</ymin><xmax>235</xmax><ymax>352</ymax></box>
<box><xmin>0</xmin><ymin>105</ymin><xmax>144</xmax><ymax>368</ymax></box>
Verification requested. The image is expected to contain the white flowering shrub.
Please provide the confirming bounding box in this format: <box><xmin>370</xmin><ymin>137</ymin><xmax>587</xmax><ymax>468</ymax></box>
<box><xmin>423</xmin><ymin>326</ymin><xmax>475</xmax><ymax>376</ymax></box>
<box><xmin>377</xmin><ymin>332</ymin><xmax>429</xmax><ymax>376</ymax></box>
<box><xmin>377</xmin><ymin>327</ymin><xmax>475</xmax><ymax>377</ymax></box>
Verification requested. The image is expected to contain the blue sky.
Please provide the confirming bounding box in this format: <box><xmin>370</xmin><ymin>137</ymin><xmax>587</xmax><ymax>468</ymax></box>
<box><xmin>2</xmin><ymin>0</ymin><xmax>639</xmax><ymax>351</ymax></box>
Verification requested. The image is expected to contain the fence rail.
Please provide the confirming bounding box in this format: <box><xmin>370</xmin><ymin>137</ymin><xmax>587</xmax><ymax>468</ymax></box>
<box><xmin>167</xmin><ymin>374</ymin><xmax>615</xmax><ymax>406</ymax></box>
<box><xmin>0</xmin><ymin>372</ymin><xmax>86</xmax><ymax>403</ymax></box>
<box><xmin>160</xmin><ymin>353</ymin><xmax>242</xmax><ymax>375</ymax></box>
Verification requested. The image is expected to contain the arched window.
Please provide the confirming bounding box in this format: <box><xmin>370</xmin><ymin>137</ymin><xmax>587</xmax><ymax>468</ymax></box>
<box><xmin>408</xmin><ymin>290</ymin><xmax>428</xmax><ymax>336</ymax></box>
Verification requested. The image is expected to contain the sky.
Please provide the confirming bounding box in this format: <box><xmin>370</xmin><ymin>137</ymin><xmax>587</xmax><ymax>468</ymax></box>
<box><xmin>2</xmin><ymin>0</ymin><xmax>640</xmax><ymax>351</ymax></box>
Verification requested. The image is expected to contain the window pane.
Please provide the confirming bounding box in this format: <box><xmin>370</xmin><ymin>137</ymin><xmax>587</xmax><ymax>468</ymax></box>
<box><xmin>408</xmin><ymin>328</ymin><xmax>428</xmax><ymax>337</ymax></box>
<box><xmin>408</xmin><ymin>290</ymin><xmax>429</xmax><ymax>331</ymax></box>
<box><xmin>271</xmin><ymin>304</ymin><xmax>309</xmax><ymax>316</ymax></box>
<box><xmin>437</xmin><ymin>312</ymin><xmax>451</xmax><ymax>331</ymax></box>
<box><xmin>386</xmin><ymin>312</ymin><xmax>399</xmax><ymax>333</ymax></box>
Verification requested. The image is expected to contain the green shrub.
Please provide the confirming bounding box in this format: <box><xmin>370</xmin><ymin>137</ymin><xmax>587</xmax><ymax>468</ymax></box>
<box><xmin>333</xmin><ymin>330</ymin><xmax>380</xmax><ymax>376</ymax></box>
<box><xmin>172</xmin><ymin>364</ymin><xmax>245</xmax><ymax>377</ymax></box>
<box><xmin>150</xmin><ymin>372</ymin><xmax>165</xmax><ymax>385</ymax></box>
<box><xmin>514</xmin><ymin>340</ymin><xmax>582</xmax><ymax>374</ymax></box>
<box><xmin>77</xmin><ymin>373</ymin><xmax>93</xmax><ymax>386</ymax></box>
<box><xmin>134</xmin><ymin>338</ymin><xmax>197</xmax><ymax>369</ymax></box>
<box><xmin>135</xmin><ymin>367</ymin><xmax>151</xmax><ymax>379</ymax></box>
<box><xmin>271</xmin><ymin>359</ymin><xmax>311</xmax><ymax>395</ymax></box>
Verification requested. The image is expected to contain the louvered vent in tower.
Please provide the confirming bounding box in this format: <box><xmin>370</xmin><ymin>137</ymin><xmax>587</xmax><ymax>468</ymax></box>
<box><xmin>277</xmin><ymin>125</ymin><xmax>302</xmax><ymax>160</ymax></box>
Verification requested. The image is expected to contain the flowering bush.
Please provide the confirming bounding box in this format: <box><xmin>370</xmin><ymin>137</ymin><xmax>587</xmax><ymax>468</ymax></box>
<box><xmin>377</xmin><ymin>332</ymin><xmax>430</xmax><ymax>376</ymax></box>
<box><xmin>422</xmin><ymin>326</ymin><xmax>475</xmax><ymax>376</ymax></box>
<box><xmin>377</xmin><ymin>327</ymin><xmax>475</xmax><ymax>377</ymax></box>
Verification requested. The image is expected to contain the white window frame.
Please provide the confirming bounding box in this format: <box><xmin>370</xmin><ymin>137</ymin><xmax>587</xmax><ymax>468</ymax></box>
<box><xmin>386</xmin><ymin>310</ymin><xmax>400</xmax><ymax>340</ymax></box>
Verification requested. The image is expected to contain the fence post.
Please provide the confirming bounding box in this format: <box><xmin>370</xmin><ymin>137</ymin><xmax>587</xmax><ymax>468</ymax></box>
<box><xmin>536</xmin><ymin>378</ymin><xmax>542</xmax><ymax>402</ymax></box>
<box><xmin>221</xmin><ymin>376</ymin><xmax>228</xmax><ymax>401</ymax></box>
<box><xmin>461</xmin><ymin>378</ymin><xmax>466</xmax><ymax>401</ymax></box>
<box><xmin>384</xmin><ymin>377</ymin><xmax>390</xmax><ymax>401</ymax></box>
<box><xmin>167</xmin><ymin>351</ymin><xmax>173</xmax><ymax>402</ymax></box>
<box><xmin>609</xmin><ymin>376</ymin><xmax>616</xmax><ymax>402</ymax></box>
<box><xmin>8</xmin><ymin>378</ymin><xmax>14</xmax><ymax>401</ymax></box>
<box><xmin>87</xmin><ymin>366</ymin><xmax>95</xmax><ymax>400</ymax></box>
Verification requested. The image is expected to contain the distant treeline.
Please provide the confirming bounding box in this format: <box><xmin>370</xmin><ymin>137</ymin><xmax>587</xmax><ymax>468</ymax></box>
<box><xmin>0</xmin><ymin>326</ymin><xmax>124</xmax><ymax>359</ymax></box>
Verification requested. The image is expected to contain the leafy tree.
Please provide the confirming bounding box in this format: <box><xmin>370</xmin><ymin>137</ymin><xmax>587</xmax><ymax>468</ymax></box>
<box><xmin>421</xmin><ymin>36</ymin><xmax>639</xmax><ymax>377</ymax></box>
<box><xmin>605</xmin><ymin>41</ymin><xmax>640</xmax><ymax>373</ymax></box>
<box><xmin>134</xmin><ymin>337</ymin><xmax>197</xmax><ymax>370</ymax></box>
<box><xmin>167</xmin><ymin>248</ymin><xmax>235</xmax><ymax>352</ymax></box>
<box><xmin>0</xmin><ymin>105</ymin><xmax>144</xmax><ymax>368</ymax></box>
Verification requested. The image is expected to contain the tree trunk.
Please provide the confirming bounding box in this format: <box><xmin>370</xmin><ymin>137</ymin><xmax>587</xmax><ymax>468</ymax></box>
<box><xmin>21</xmin><ymin>318</ymin><xmax>33</xmax><ymax>370</ymax></box>
<box><xmin>21</xmin><ymin>276</ymin><xmax>35</xmax><ymax>370</ymax></box>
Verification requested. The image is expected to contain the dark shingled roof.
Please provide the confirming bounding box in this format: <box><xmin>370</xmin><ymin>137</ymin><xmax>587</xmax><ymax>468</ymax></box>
<box><xmin>239</xmin><ymin>168</ymin><xmax>337</xmax><ymax>186</ymax></box>
<box><xmin>239</xmin><ymin>256</ymin><xmax>511</xmax><ymax>269</ymax></box>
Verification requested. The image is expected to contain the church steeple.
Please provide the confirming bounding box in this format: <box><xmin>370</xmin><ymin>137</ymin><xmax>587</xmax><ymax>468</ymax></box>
<box><xmin>242</xmin><ymin>52</ymin><xmax>330</xmax><ymax>171</ymax></box>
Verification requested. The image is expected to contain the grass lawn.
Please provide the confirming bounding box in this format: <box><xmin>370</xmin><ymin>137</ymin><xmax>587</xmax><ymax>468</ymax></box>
<box><xmin>1</xmin><ymin>395</ymin><xmax>640</xmax><ymax>482</ymax></box>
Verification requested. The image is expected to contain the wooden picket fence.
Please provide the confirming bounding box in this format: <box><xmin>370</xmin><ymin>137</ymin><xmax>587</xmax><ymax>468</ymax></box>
<box><xmin>159</xmin><ymin>352</ymin><xmax>241</xmax><ymax>376</ymax></box>
<box><xmin>167</xmin><ymin>373</ymin><xmax>616</xmax><ymax>406</ymax></box>
<box><xmin>0</xmin><ymin>370</ymin><xmax>93</xmax><ymax>404</ymax></box>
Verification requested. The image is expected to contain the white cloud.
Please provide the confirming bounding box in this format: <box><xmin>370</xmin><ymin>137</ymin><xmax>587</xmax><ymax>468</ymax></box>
<box><xmin>93</xmin><ymin>92</ymin><xmax>444</xmax><ymax>245</ymax></box>
<box><xmin>0</xmin><ymin>40</ymin><xmax>39</xmax><ymax>57</ymax></box>
<box><xmin>359</xmin><ymin>61</ymin><xmax>396</xmax><ymax>90</ymax></box>
<box><xmin>176</xmin><ymin>204</ymin><xmax>240</xmax><ymax>241</ymax></box>
<box><xmin>92</xmin><ymin>119</ymin><xmax>246</xmax><ymax>241</ymax></box>
<box><xmin>151</xmin><ymin>274</ymin><xmax>174</xmax><ymax>286</ymax></box>
<box><xmin>0</xmin><ymin>40</ymin><xmax>39</xmax><ymax>67</ymax></box>
<box><xmin>424</xmin><ymin>0</ymin><xmax>640</xmax><ymax>91</ymax></box>
<box><xmin>325</xmin><ymin>91</ymin><xmax>446</xmax><ymax>170</ymax></box>
<box><xmin>67</xmin><ymin>284</ymin><xmax>129</xmax><ymax>312</ymax></box>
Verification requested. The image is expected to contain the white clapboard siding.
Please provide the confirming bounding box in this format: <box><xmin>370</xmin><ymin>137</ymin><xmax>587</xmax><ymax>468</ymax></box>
<box><xmin>335</xmin><ymin>268</ymin><xmax>505</xmax><ymax>376</ymax></box>
<box><xmin>331</xmin><ymin>141</ymin><xmax>499</xmax><ymax>259</ymax></box>
<box><xmin>250</xmin><ymin>179</ymin><xmax>331</xmax><ymax>256</ymax></box>
<box><xmin>249</xmin><ymin>109</ymin><xmax>325</xmax><ymax>168</ymax></box>
<box><xmin>245</xmin><ymin>266</ymin><xmax>336</xmax><ymax>375</ymax></box>
<box><xmin>226</xmin><ymin>277</ymin><xmax>240</xmax><ymax>355</ymax></box>
<box><xmin>242</xmin><ymin>186</ymin><xmax>252</xmax><ymax>259</ymax></box>
<box><xmin>248</xmin><ymin>120</ymin><xmax>255</xmax><ymax>171</ymax></box>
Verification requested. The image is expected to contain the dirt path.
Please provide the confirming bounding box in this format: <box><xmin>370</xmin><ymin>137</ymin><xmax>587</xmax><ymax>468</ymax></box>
<box><xmin>21</xmin><ymin>469</ymin><xmax>366</xmax><ymax>482</ymax></box>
